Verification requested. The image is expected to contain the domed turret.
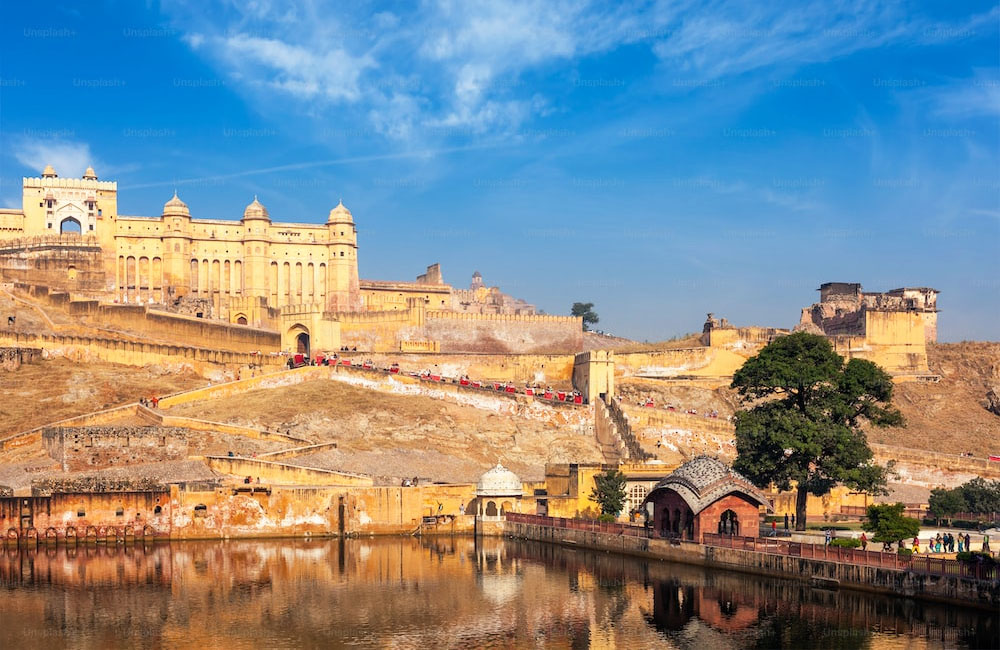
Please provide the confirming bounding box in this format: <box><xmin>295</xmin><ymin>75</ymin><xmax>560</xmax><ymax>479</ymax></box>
<box><xmin>162</xmin><ymin>191</ymin><xmax>190</xmax><ymax>217</ymax></box>
<box><xmin>42</xmin><ymin>164</ymin><xmax>57</xmax><ymax>178</ymax></box>
<box><xmin>476</xmin><ymin>463</ymin><xmax>523</xmax><ymax>497</ymax></box>
<box><xmin>327</xmin><ymin>200</ymin><xmax>354</xmax><ymax>224</ymax></box>
<box><xmin>83</xmin><ymin>166</ymin><xmax>97</xmax><ymax>180</ymax></box>
<box><xmin>242</xmin><ymin>196</ymin><xmax>270</xmax><ymax>222</ymax></box>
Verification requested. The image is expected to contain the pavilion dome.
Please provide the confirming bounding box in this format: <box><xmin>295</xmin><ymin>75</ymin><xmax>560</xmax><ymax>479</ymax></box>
<box><xmin>243</xmin><ymin>196</ymin><xmax>270</xmax><ymax>221</ymax></box>
<box><xmin>83</xmin><ymin>166</ymin><xmax>97</xmax><ymax>180</ymax></box>
<box><xmin>327</xmin><ymin>200</ymin><xmax>353</xmax><ymax>224</ymax></box>
<box><xmin>644</xmin><ymin>455</ymin><xmax>770</xmax><ymax>515</ymax></box>
<box><xmin>476</xmin><ymin>463</ymin><xmax>522</xmax><ymax>497</ymax></box>
<box><xmin>42</xmin><ymin>164</ymin><xmax>57</xmax><ymax>178</ymax></box>
<box><xmin>163</xmin><ymin>191</ymin><xmax>190</xmax><ymax>216</ymax></box>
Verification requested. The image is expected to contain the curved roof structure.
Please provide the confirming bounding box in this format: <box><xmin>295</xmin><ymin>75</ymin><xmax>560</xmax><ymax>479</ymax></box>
<box><xmin>644</xmin><ymin>456</ymin><xmax>771</xmax><ymax>514</ymax></box>
<box><xmin>476</xmin><ymin>463</ymin><xmax>522</xmax><ymax>497</ymax></box>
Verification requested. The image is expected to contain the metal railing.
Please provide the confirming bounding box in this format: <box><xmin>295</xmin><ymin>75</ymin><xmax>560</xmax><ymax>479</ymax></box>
<box><xmin>702</xmin><ymin>533</ymin><xmax>997</xmax><ymax>581</ymax></box>
<box><xmin>506</xmin><ymin>513</ymin><xmax>997</xmax><ymax>581</ymax></box>
<box><xmin>506</xmin><ymin>512</ymin><xmax>652</xmax><ymax>538</ymax></box>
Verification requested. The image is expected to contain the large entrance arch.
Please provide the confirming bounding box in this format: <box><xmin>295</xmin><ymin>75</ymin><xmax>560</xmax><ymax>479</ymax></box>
<box><xmin>296</xmin><ymin>332</ymin><xmax>310</xmax><ymax>356</ymax></box>
<box><xmin>60</xmin><ymin>217</ymin><xmax>82</xmax><ymax>235</ymax></box>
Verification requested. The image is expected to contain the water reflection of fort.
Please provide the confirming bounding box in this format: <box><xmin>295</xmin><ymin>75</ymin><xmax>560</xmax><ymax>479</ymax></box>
<box><xmin>0</xmin><ymin>540</ymin><xmax>996</xmax><ymax>648</ymax></box>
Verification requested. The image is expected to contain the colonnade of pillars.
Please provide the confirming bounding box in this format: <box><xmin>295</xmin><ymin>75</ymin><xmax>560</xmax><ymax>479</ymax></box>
<box><xmin>116</xmin><ymin>256</ymin><xmax>329</xmax><ymax>307</ymax></box>
<box><xmin>268</xmin><ymin>261</ymin><xmax>326</xmax><ymax>307</ymax></box>
<box><xmin>116</xmin><ymin>255</ymin><xmax>165</xmax><ymax>304</ymax></box>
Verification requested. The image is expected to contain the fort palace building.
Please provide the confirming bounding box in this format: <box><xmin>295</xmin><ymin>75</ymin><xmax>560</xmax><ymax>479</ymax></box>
<box><xmin>0</xmin><ymin>166</ymin><xmax>581</xmax><ymax>355</ymax></box>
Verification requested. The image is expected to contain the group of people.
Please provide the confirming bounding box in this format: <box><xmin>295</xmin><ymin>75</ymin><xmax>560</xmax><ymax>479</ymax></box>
<box><xmin>913</xmin><ymin>532</ymin><xmax>972</xmax><ymax>554</ymax></box>
<box><xmin>139</xmin><ymin>396</ymin><xmax>159</xmax><ymax>408</ymax></box>
<box><xmin>6</xmin><ymin>315</ymin><xmax>14</xmax><ymax>328</ymax></box>
<box><xmin>401</xmin><ymin>477</ymin><xmax>419</xmax><ymax>487</ymax></box>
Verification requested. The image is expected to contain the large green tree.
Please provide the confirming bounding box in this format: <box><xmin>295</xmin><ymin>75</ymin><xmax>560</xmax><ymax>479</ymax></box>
<box><xmin>589</xmin><ymin>469</ymin><xmax>627</xmax><ymax>518</ymax></box>
<box><xmin>571</xmin><ymin>302</ymin><xmax>599</xmax><ymax>332</ymax></box>
<box><xmin>731</xmin><ymin>332</ymin><xmax>902</xmax><ymax>530</ymax></box>
<box><xmin>862</xmin><ymin>503</ymin><xmax>920</xmax><ymax>548</ymax></box>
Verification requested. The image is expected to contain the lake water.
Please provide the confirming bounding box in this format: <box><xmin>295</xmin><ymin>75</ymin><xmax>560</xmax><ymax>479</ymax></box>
<box><xmin>0</xmin><ymin>537</ymin><xmax>996</xmax><ymax>649</ymax></box>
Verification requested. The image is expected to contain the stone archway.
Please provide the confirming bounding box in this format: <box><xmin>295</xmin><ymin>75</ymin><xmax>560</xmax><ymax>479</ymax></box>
<box><xmin>296</xmin><ymin>332</ymin><xmax>310</xmax><ymax>356</ymax></box>
<box><xmin>235</xmin><ymin>314</ymin><xmax>248</xmax><ymax>325</ymax></box>
<box><xmin>485</xmin><ymin>501</ymin><xmax>498</xmax><ymax>517</ymax></box>
<box><xmin>60</xmin><ymin>217</ymin><xmax>82</xmax><ymax>235</ymax></box>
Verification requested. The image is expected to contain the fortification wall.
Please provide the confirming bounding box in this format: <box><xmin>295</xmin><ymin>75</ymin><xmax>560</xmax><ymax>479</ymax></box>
<box><xmin>615</xmin><ymin>347</ymin><xmax>749</xmax><ymax>386</ymax></box>
<box><xmin>365</xmin><ymin>352</ymin><xmax>576</xmax><ymax>384</ymax></box>
<box><xmin>42</xmin><ymin>426</ymin><xmax>189</xmax><ymax>472</ymax></box>
<box><xmin>0</xmin><ymin>240</ymin><xmax>107</xmax><ymax>293</ymax></box>
<box><xmin>423</xmin><ymin>311</ymin><xmax>582</xmax><ymax>354</ymax></box>
<box><xmin>0</xmin><ymin>331</ymin><xmax>281</xmax><ymax>371</ymax></box>
<box><xmin>203</xmin><ymin>456</ymin><xmax>373</xmax><ymax>486</ymax></box>
<box><xmin>14</xmin><ymin>283</ymin><xmax>281</xmax><ymax>353</ymax></box>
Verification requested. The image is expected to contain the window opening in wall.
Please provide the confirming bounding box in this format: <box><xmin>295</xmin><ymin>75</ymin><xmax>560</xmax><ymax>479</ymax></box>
<box><xmin>115</xmin><ymin>507</ymin><xmax>124</xmax><ymax>517</ymax></box>
<box><xmin>194</xmin><ymin>504</ymin><xmax>207</xmax><ymax>517</ymax></box>
<box><xmin>154</xmin><ymin>506</ymin><xmax>162</xmax><ymax>515</ymax></box>
<box><xmin>77</xmin><ymin>510</ymin><xmax>85</xmax><ymax>517</ymax></box>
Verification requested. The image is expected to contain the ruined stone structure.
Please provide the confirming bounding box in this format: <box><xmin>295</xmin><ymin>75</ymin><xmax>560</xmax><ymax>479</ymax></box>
<box><xmin>0</xmin><ymin>347</ymin><xmax>40</xmax><ymax>371</ymax></box>
<box><xmin>42</xmin><ymin>426</ymin><xmax>189</xmax><ymax>472</ymax></box>
<box><xmin>0</xmin><ymin>166</ymin><xmax>581</xmax><ymax>356</ymax></box>
<box><xmin>796</xmin><ymin>282</ymin><xmax>938</xmax><ymax>376</ymax></box>
<box><xmin>799</xmin><ymin>282</ymin><xmax>939</xmax><ymax>343</ymax></box>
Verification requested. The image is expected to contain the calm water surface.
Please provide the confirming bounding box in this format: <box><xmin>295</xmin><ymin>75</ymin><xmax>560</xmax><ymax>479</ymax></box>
<box><xmin>0</xmin><ymin>537</ymin><xmax>996</xmax><ymax>649</ymax></box>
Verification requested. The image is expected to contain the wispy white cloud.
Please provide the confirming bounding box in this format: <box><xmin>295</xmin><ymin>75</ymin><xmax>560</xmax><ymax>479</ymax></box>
<box><xmin>163</xmin><ymin>0</ymin><xmax>998</xmax><ymax>140</ymax></box>
<box><xmin>13</xmin><ymin>139</ymin><xmax>96</xmax><ymax>178</ymax></box>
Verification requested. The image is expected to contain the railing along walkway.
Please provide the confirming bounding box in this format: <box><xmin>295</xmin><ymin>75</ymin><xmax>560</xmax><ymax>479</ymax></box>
<box><xmin>505</xmin><ymin>514</ymin><xmax>997</xmax><ymax>581</ymax></box>
<box><xmin>703</xmin><ymin>532</ymin><xmax>997</xmax><ymax>581</ymax></box>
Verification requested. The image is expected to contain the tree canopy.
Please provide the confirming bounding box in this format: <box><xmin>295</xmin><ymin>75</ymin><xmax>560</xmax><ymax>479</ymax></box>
<box><xmin>862</xmin><ymin>503</ymin><xmax>920</xmax><ymax>545</ymax></box>
<box><xmin>589</xmin><ymin>469</ymin><xmax>627</xmax><ymax>517</ymax></box>
<box><xmin>928</xmin><ymin>477</ymin><xmax>1000</xmax><ymax>522</ymax></box>
<box><xmin>730</xmin><ymin>332</ymin><xmax>902</xmax><ymax>529</ymax></box>
<box><xmin>571</xmin><ymin>302</ymin><xmax>599</xmax><ymax>331</ymax></box>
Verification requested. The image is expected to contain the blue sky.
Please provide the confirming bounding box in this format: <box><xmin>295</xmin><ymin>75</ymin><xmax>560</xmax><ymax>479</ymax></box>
<box><xmin>2</xmin><ymin>0</ymin><xmax>998</xmax><ymax>341</ymax></box>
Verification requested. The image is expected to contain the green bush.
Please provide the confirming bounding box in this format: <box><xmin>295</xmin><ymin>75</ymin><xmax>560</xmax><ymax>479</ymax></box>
<box><xmin>830</xmin><ymin>538</ymin><xmax>861</xmax><ymax>548</ymax></box>
<box><xmin>956</xmin><ymin>551</ymin><xmax>997</xmax><ymax>567</ymax></box>
<box><xmin>598</xmin><ymin>513</ymin><xmax>616</xmax><ymax>523</ymax></box>
<box><xmin>897</xmin><ymin>548</ymin><xmax>913</xmax><ymax>558</ymax></box>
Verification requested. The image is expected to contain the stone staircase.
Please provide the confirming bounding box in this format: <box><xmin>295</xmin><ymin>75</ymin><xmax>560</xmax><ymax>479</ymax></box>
<box><xmin>595</xmin><ymin>396</ymin><xmax>653</xmax><ymax>463</ymax></box>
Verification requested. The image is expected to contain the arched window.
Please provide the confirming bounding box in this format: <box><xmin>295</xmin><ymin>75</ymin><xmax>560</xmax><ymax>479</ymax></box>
<box><xmin>194</xmin><ymin>504</ymin><xmax>207</xmax><ymax>517</ymax></box>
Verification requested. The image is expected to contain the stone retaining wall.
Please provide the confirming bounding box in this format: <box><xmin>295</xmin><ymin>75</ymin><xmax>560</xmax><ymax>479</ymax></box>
<box><xmin>506</xmin><ymin>520</ymin><xmax>1000</xmax><ymax>608</ymax></box>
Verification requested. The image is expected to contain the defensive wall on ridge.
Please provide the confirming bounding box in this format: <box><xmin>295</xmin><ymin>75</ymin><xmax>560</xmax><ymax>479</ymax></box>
<box><xmin>0</xmin><ymin>331</ymin><xmax>280</xmax><ymax>371</ymax></box>
<box><xmin>13</xmin><ymin>282</ymin><xmax>281</xmax><ymax>353</ymax></box>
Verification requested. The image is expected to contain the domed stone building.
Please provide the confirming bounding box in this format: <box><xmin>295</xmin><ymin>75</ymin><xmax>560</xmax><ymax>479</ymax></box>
<box><xmin>643</xmin><ymin>456</ymin><xmax>770</xmax><ymax>542</ymax></box>
<box><xmin>474</xmin><ymin>463</ymin><xmax>524</xmax><ymax>520</ymax></box>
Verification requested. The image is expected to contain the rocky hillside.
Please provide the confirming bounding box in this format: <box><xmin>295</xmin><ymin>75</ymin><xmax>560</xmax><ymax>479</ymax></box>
<box><xmin>874</xmin><ymin>342</ymin><xmax>1000</xmax><ymax>456</ymax></box>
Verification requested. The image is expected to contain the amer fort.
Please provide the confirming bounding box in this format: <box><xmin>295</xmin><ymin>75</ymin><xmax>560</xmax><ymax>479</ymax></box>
<box><xmin>1</xmin><ymin>166</ymin><xmax>999</xmax><ymax>626</ymax></box>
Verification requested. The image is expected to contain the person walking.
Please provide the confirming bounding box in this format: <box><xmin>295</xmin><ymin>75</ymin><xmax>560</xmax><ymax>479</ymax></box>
<box><xmin>983</xmin><ymin>534</ymin><xmax>991</xmax><ymax>554</ymax></box>
<box><xmin>965</xmin><ymin>533</ymin><xmax>972</xmax><ymax>552</ymax></box>
<box><xmin>784</xmin><ymin>513</ymin><xmax>789</xmax><ymax>530</ymax></box>
<box><xmin>860</xmin><ymin>533</ymin><xmax>868</xmax><ymax>551</ymax></box>
<box><xmin>958</xmin><ymin>534</ymin><xmax>964</xmax><ymax>553</ymax></box>
<box><xmin>771</xmin><ymin>520</ymin><xmax>777</xmax><ymax>537</ymax></box>
<box><xmin>913</xmin><ymin>537</ymin><xmax>920</xmax><ymax>554</ymax></box>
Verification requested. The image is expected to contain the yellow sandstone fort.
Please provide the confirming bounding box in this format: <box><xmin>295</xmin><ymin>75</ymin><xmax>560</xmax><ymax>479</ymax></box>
<box><xmin>0</xmin><ymin>165</ymin><xmax>581</xmax><ymax>356</ymax></box>
<box><xmin>0</xmin><ymin>165</ymin><xmax>936</xmax><ymax>378</ymax></box>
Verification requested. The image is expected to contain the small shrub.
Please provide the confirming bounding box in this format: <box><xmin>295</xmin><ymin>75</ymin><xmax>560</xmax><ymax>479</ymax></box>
<box><xmin>897</xmin><ymin>548</ymin><xmax>913</xmax><ymax>558</ymax></box>
<box><xmin>830</xmin><ymin>538</ymin><xmax>861</xmax><ymax>549</ymax></box>
<box><xmin>598</xmin><ymin>513</ymin><xmax>616</xmax><ymax>523</ymax></box>
<box><xmin>956</xmin><ymin>551</ymin><xmax>997</xmax><ymax>567</ymax></box>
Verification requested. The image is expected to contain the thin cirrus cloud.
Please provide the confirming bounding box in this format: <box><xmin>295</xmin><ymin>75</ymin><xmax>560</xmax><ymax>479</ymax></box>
<box><xmin>167</xmin><ymin>0</ymin><xmax>994</xmax><ymax>141</ymax></box>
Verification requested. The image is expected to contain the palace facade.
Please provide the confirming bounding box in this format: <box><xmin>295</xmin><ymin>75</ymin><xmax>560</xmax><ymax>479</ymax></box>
<box><xmin>0</xmin><ymin>166</ymin><xmax>581</xmax><ymax>355</ymax></box>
